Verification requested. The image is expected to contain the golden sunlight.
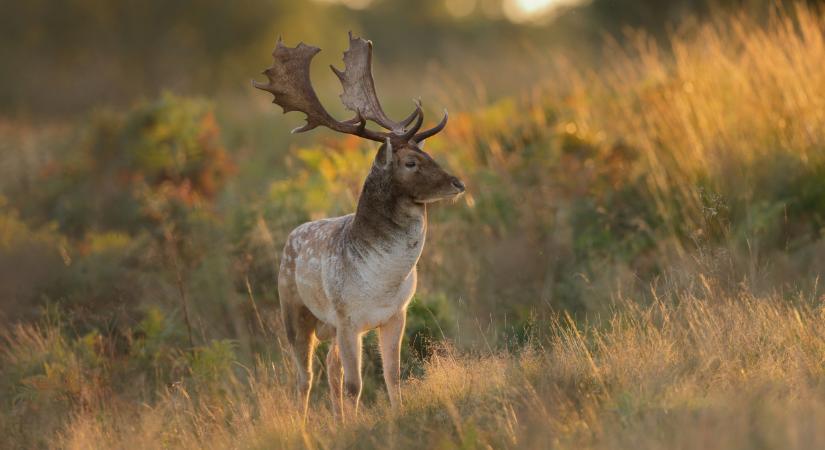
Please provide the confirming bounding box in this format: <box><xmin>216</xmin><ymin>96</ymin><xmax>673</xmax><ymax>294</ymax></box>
<box><xmin>503</xmin><ymin>0</ymin><xmax>586</xmax><ymax>22</ymax></box>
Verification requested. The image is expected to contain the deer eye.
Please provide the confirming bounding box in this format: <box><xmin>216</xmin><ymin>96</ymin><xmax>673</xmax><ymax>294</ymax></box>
<box><xmin>405</xmin><ymin>160</ymin><xmax>417</xmax><ymax>168</ymax></box>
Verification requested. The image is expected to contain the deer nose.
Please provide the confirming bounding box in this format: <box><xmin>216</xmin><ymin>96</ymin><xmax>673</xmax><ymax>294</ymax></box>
<box><xmin>451</xmin><ymin>177</ymin><xmax>465</xmax><ymax>192</ymax></box>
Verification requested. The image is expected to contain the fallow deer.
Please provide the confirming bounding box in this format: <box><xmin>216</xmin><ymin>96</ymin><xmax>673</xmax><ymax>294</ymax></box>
<box><xmin>254</xmin><ymin>33</ymin><xmax>464</xmax><ymax>419</ymax></box>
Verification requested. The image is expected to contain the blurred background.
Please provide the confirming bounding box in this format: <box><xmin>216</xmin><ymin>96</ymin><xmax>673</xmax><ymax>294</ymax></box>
<box><xmin>3</xmin><ymin>0</ymin><xmax>825</xmax><ymax>445</ymax></box>
<box><xmin>0</xmin><ymin>0</ymin><xmax>787</xmax><ymax>117</ymax></box>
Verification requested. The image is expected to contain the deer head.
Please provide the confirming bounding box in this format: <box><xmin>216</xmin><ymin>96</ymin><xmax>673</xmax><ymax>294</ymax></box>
<box><xmin>253</xmin><ymin>33</ymin><xmax>464</xmax><ymax>205</ymax></box>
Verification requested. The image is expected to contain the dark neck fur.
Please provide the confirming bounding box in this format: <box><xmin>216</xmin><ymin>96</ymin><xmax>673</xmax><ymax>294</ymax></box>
<box><xmin>350</xmin><ymin>168</ymin><xmax>426</xmax><ymax>247</ymax></box>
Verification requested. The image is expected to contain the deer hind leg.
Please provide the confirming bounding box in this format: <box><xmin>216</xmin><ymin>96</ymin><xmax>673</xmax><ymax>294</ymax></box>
<box><xmin>281</xmin><ymin>301</ymin><xmax>318</xmax><ymax>422</ymax></box>
<box><xmin>378</xmin><ymin>311</ymin><xmax>406</xmax><ymax>408</ymax></box>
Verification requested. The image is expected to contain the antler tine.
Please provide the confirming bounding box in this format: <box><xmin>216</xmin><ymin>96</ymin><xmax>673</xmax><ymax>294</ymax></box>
<box><xmin>398</xmin><ymin>100</ymin><xmax>422</xmax><ymax>128</ymax></box>
<box><xmin>413</xmin><ymin>109</ymin><xmax>449</xmax><ymax>143</ymax></box>
<box><xmin>399</xmin><ymin>103</ymin><xmax>424</xmax><ymax>141</ymax></box>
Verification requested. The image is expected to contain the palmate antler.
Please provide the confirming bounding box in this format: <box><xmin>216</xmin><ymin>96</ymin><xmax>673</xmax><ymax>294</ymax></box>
<box><xmin>253</xmin><ymin>33</ymin><xmax>447</xmax><ymax>146</ymax></box>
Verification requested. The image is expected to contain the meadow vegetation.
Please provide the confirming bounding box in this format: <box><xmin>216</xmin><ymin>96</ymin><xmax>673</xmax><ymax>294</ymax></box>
<box><xmin>2</xmin><ymin>3</ymin><xmax>825</xmax><ymax>448</ymax></box>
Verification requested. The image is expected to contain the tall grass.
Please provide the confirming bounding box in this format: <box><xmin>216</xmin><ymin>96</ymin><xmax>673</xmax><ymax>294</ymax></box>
<box><xmin>554</xmin><ymin>3</ymin><xmax>825</xmax><ymax>239</ymax></box>
<box><xmin>30</xmin><ymin>287</ymin><xmax>825</xmax><ymax>449</ymax></box>
<box><xmin>414</xmin><ymin>3</ymin><xmax>825</xmax><ymax>314</ymax></box>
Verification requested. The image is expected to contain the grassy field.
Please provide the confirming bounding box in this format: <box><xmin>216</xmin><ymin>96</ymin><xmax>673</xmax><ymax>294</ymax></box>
<box><xmin>2</xmin><ymin>3</ymin><xmax>825</xmax><ymax>449</ymax></box>
<box><xmin>40</xmin><ymin>290</ymin><xmax>825</xmax><ymax>449</ymax></box>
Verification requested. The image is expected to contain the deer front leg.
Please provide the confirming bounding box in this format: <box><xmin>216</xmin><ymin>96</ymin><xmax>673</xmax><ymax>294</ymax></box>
<box><xmin>336</xmin><ymin>325</ymin><xmax>363</xmax><ymax>418</ymax></box>
<box><xmin>378</xmin><ymin>310</ymin><xmax>406</xmax><ymax>408</ymax></box>
<box><xmin>326</xmin><ymin>343</ymin><xmax>344</xmax><ymax>419</ymax></box>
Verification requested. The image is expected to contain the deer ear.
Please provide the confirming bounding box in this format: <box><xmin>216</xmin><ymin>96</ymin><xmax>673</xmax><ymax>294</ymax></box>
<box><xmin>374</xmin><ymin>138</ymin><xmax>393</xmax><ymax>170</ymax></box>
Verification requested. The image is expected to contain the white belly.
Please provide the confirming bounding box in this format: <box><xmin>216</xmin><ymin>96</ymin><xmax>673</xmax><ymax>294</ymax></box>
<box><xmin>295</xmin><ymin>256</ymin><xmax>417</xmax><ymax>331</ymax></box>
<box><xmin>344</xmin><ymin>267</ymin><xmax>417</xmax><ymax>330</ymax></box>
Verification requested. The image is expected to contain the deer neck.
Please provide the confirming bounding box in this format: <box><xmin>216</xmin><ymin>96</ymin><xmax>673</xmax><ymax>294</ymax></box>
<box><xmin>350</xmin><ymin>171</ymin><xmax>427</xmax><ymax>256</ymax></box>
